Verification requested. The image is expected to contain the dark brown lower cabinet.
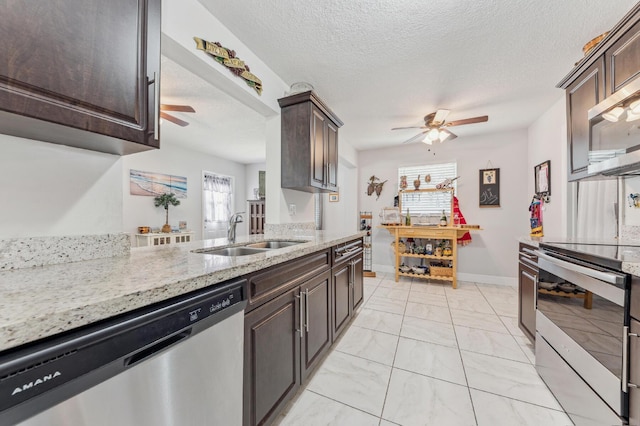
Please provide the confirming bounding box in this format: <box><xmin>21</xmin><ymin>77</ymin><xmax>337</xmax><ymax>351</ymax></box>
<box><xmin>243</xmin><ymin>243</ymin><xmax>364</xmax><ymax>426</ymax></box>
<box><xmin>332</xmin><ymin>252</ymin><xmax>364</xmax><ymax>341</ymax></box>
<box><xmin>332</xmin><ymin>262</ymin><xmax>351</xmax><ymax>339</ymax></box>
<box><xmin>244</xmin><ymin>288</ymin><xmax>300</xmax><ymax>426</ymax></box>
<box><xmin>518</xmin><ymin>243</ymin><xmax>538</xmax><ymax>343</ymax></box>
<box><xmin>630</xmin><ymin>318</ymin><xmax>640</xmax><ymax>425</ymax></box>
<box><xmin>352</xmin><ymin>254</ymin><xmax>364</xmax><ymax>310</ymax></box>
<box><xmin>243</xmin><ymin>270</ymin><xmax>334</xmax><ymax>426</ymax></box>
<box><xmin>300</xmin><ymin>270</ymin><xmax>332</xmax><ymax>382</ymax></box>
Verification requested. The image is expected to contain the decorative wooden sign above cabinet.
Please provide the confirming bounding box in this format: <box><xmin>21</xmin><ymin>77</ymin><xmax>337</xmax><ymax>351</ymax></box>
<box><xmin>0</xmin><ymin>0</ymin><xmax>162</xmax><ymax>155</ymax></box>
<box><xmin>279</xmin><ymin>91</ymin><xmax>344</xmax><ymax>193</ymax></box>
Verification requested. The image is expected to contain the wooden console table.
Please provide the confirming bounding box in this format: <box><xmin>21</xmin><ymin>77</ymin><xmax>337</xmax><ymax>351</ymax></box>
<box><xmin>380</xmin><ymin>225</ymin><xmax>480</xmax><ymax>289</ymax></box>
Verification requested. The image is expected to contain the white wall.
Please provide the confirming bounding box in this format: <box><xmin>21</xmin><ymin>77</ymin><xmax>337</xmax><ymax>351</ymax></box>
<box><xmin>358</xmin><ymin>129</ymin><xmax>530</xmax><ymax>283</ymax></box>
<box><xmin>122</xmin><ymin>138</ymin><xmax>247</xmax><ymax>241</ymax></box>
<box><xmin>0</xmin><ymin>134</ymin><xmax>123</xmax><ymax>238</ymax></box>
<box><xmin>324</xmin><ymin>160</ymin><xmax>358</xmax><ymax>233</ymax></box>
<box><xmin>527</xmin><ymin>95</ymin><xmax>568</xmax><ymax>238</ymax></box>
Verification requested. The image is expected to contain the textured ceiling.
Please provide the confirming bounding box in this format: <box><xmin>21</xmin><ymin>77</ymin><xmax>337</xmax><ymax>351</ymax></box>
<box><xmin>190</xmin><ymin>0</ymin><xmax>637</xmax><ymax>154</ymax></box>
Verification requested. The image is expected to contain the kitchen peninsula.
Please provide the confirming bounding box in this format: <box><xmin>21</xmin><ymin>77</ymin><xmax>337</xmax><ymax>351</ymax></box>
<box><xmin>0</xmin><ymin>230</ymin><xmax>363</xmax><ymax>352</ymax></box>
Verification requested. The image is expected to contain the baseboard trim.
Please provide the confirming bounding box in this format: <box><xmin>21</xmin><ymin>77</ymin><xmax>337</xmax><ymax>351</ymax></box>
<box><xmin>371</xmin><ymin>264</ymin><xmax>516</xmax><ymax>286</ymax></box>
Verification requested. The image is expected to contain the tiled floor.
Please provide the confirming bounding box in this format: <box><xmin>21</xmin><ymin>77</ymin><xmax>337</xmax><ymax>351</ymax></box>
<box><xmin>275</xmin><ymin>274</ymin><xmax>573</xmax><ymax>426</ymax></box>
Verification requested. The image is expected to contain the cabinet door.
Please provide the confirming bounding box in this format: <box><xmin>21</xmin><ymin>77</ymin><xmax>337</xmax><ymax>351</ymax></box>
<box><xmin>311</xmin><ymin>107</ymin><xmax>326</xmax><ymax>189</ymax></box>
<box><xmin>0</xmin><ymin>0</ymin><xmax>160</xmax><ymax>151</ymax></box>
<box><xmin>629</xmin><ymin>318</ymin><xmax>640</xmax><ymax>426</ymax></box>
<box><xmin>606</xmin><ymin>20</ymin><xmax>640</xmax><ymax>96</ymax></box>
<box><xmin>244</xmin><ymin>288</ymin><xmax>300</xmax><ymax>426</ymax></box>
<box><xmin>352</xmin><ymin>254</ymin><xmax>364</xmax><ymax>311</ymax></box>
<box><xmin>518</xmin><ymin>262</ymin><xmax>537</xmax><ymax>343</ymax></box>
<box><xmin>566</xmin><ymin>57</ymin><xmax>605</xmax><ymax>180</ymax></box>
<box><xmin>332</xmin><ymin>263</ymin><xmax>351</xmax><ymax>340</ymax></box>
<box><xmin>326</xmin><ymin>121</ymin><xmax>339</xmax><ymax>190</ymax></box>
<box><xmin>300</xmin><ymin>271</ymin><xmax>332</xmax><ymax>381</ymax></box>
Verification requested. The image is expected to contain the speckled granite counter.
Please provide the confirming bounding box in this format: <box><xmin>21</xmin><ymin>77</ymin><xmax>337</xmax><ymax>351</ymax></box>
<box><xmin>0</xmin><ymin>231</ymin><xmax>363</xmax><ymax>352</ymax></box>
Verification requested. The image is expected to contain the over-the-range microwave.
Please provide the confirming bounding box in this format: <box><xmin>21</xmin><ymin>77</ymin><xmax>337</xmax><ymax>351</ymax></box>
<box><xmin>588</xmin><ymin>77</ymin><xmax>640</xmax><ymax>177</ymax></box>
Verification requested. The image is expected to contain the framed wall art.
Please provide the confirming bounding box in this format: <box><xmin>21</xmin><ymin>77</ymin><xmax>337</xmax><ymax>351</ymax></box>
<box><xmin>534</xmin><ymin>160</ymin><xmax>550</xmax><ymax>198</ymax></box>
<box><xmin>479</xmin><ymin>168</ymin><xmax>500</xmax><ymax>207</ymax></box>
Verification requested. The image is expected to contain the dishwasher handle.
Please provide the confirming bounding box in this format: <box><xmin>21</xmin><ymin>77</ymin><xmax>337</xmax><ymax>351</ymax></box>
<box><xmin>124</xmin><ymin>330</ymin><xmax>192</xmax><ymax>367</ymax></box>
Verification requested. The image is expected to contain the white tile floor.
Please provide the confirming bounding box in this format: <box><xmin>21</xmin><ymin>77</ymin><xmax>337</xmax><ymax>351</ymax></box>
<box><xmin>275</xmin><ymin>274</ymin><xmax>573</xmax><ymax>426</ymax></box>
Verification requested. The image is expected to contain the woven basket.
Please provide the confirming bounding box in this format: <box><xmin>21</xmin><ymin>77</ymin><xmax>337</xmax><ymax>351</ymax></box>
<box><xmin>430</xmin><ymin>266</ymin><xmax>453</xmax><ymax>277</ymax></box>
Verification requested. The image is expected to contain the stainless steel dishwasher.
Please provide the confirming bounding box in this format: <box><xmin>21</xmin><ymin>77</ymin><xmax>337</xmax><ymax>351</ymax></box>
<box><xmin>0</xmin><ymin>278</ymin><xmax>247</xmax><ymax>426</ymax></box>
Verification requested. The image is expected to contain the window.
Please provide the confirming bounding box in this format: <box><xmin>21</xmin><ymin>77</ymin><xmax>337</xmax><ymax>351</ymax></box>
<box><xmin>203</xmin><ymin>172</ymin><xmax>233</xmax><ymax>224</ymax></box>
<box><xmin>398</xmin><ymin>162</ymin><xmax>457</xmax><ymax>216</ymax></box>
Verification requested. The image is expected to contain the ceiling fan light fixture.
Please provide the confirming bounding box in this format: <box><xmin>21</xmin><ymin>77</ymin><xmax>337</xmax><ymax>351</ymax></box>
<box><xmin>627</xmin><ymin>110</ymin><xmax>640</xmax><ymax>122</ymax></box>
<box><xmin>427</xmin><ymin>128</ymin><xmax>440</xmax><ymax>141</ymax></box>
<box><xmin>630</xmin><ymin>99</ymin><xmax>640</xmax><ymax>114</ymax></box>
<box><xmin>422</xmin><ymin>135</ymin><xmax>433</xmax><ymax>145</ymax></box>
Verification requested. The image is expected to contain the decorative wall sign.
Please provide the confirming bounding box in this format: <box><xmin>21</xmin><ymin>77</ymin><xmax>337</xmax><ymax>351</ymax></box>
<box><xmin>366</xmin><ymin>175</ymin><xmax>387</xmax><ymax>200</ymax></box>
<box><xmin>479</xmin><ymin>168</ymin><xmax>500</xmax><ymax>207</ymax></box>
<box><xmin>130</xmin><ymin>170</ymin><xmax>187</xmax><ymax>198</ymax></box>
<box><xmin>193</xmin><ymin>37</ymin><xmax>263</xmax><ymax>95</ymax></box>
<box><xmin>534</xmin><ymin>160</ymin><xmax>551</xmax><ymax>201</ymax></box>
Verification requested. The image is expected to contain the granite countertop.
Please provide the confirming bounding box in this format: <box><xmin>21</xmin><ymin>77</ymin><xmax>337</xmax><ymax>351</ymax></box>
<box><xmin>0</xmin><ymin>231</ymin><xmax>363</xmax><ymax>352</ymax></box>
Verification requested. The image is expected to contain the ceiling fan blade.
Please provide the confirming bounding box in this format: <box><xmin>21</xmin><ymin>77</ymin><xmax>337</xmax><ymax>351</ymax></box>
<box><xmin>160</xmin><ymin>104</ymin><xmax>196</xmax><ymax>113</ymax></box>
<box><xmin>160</xmin><ymin>111</ymin><xmax>189</xmax><ymax>127</ymax></box>
<box><xmin>401</xmin><ymin>131</ymin><xmax>428</xmax><ymax>144</ymax></box>
<box><xmin>432</xmin><ymin>109</ymin><xmax>450</xmax><ymax>125</ymax></box>
<box><xmin>446</xmin><ymin>115</ymin><xmax>488</xmax><ymax>127</ymax></box>
<box><xmin>391</xmin><ymin>126</ymin><xmax>428</xmax><ymax>130</ymax></box>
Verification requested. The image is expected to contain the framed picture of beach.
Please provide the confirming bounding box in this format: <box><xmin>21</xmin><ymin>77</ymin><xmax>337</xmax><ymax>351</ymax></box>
<box><xmin>129</xmin><ymin>170</ymin><xmax>187</xmax><ymax>198</ymax></box>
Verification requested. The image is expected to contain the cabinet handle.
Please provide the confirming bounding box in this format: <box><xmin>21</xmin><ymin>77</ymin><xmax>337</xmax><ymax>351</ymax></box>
<box><xmin>305</xmin><ymin>289</ymin><xmax>310</xmax><ymax>333</ymax></box>
<box><xmin>295</xmin><ymin>293</ymin><xmax>303</xmax><ymax>338</ymax></box>
<box><xmin>152</xmin><ymin>72</ymin><xmax>160</xmax><ymax>141</ymax></box>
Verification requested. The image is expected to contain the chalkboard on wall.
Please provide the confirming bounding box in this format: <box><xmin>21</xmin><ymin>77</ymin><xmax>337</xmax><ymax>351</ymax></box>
<box><xmin>479</xmin><ymin>168</ymin><xmax>500</xmax><ymax>207</ymax></box>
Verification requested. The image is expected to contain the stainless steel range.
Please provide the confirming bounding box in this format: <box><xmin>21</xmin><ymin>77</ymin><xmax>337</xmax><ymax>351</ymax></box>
<box><xmin>535</xmin><ymin>241</ymin><xmax>639</xmax><ymax>426</ymax></box>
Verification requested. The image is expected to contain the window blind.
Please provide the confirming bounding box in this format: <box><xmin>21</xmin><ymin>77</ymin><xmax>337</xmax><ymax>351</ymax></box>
<box><xmin>397</xmin><ymin>163</ymin><xmax>457</xmax><ymax>217</ymax></box>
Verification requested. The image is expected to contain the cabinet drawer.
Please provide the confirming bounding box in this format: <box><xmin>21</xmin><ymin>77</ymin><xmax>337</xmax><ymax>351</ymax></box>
<box><xmin>333</xmin><ymin>238</ymin><xmax>363</xmax><ymax>266</ymax></box>
<box><xmin>399</xmin><ymin>228</ymin><xmax>452</xmax><ymax>238</ymax></box>
<box><xmin>518</xmin><ymin>243</ymin><xmax>539</xmax><ymax>270</ymax></box>
<box><xmin>245</xmin><ymin>250</ymin><xmax>330</xmax><ymax>313</ymax></box>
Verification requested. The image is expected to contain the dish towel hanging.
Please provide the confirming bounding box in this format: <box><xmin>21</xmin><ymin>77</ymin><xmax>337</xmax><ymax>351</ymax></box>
<box><xmin>453</xmin><ymin>196</ymin><xmax>472</xmax><ymax>245</ymax></box>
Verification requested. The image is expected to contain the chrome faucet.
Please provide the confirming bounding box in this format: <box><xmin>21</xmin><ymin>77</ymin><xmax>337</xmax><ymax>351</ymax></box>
<box><xmin>227</xmin><ymin>212</ymin><xmax>244</xmax><ymax>243</ymax></box>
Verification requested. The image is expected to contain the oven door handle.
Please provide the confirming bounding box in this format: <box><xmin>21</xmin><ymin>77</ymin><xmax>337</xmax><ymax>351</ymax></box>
<box><xmin>535</xmin><ymin>250</ymin><xmax>625</xmax><ymax>286</ymax></box>
<box><xmin>623</xmin><ymin>326</ymin><xmax>630</xmax><ymax>393</ymax></box>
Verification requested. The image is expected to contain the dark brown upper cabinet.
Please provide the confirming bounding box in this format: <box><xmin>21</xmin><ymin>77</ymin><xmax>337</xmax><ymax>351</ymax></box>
<box><xmin>279</xmin><ymin>91</ymin><xmax>343</xmax><ymax>193</ymax></box>
<box><xmin>606</xmin><ymin>19</ymin><xmax>640</xmax><ymax>96</ymax></box>
<box><xmin>0</xmin><ymin>0</ymin><xmax>161</xmax><ymax>155</ymax></box>
<box><xmin>557</xmin><ymin>3</ymin><xmax>640</xmax><ymax>181</ymax></box>
<box><xmin>565</xmin><ymin>58</ymin><xmax>605</xmax><ymax>181</ymax></box>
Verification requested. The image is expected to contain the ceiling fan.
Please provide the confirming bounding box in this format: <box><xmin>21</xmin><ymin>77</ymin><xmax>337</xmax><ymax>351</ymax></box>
<box><xmin>392</xmin><ymin>109</ymin><xmax>488</xmax><ymax>144</ymax></box>
<box><xmin>160</xmin><ymin>104</ymin><xmax>196</xmax><ymax>127</ymax></box>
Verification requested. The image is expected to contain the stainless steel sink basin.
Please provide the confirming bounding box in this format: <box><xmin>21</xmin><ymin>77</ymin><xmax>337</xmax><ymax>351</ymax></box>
<box><xmin>195</xmin><ymin>247</ymin><xmax>267</xmax><ymax>256</ymax></box>
<box><xmin>245</xmin><ymin>240</ymin><xmax>304</xmax><ymax>249</ymax></box>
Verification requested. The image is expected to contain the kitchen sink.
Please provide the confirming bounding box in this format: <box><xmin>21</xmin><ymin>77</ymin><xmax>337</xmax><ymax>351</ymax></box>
<box><xmin>194</xmin><ymin>247</ymin><xmax>268</xmax><ymax>256</ymax></box>
<box><xmin>245</xmin><ymin>240</ymin><xmax>304</xmax><ymax>249</ymax></box>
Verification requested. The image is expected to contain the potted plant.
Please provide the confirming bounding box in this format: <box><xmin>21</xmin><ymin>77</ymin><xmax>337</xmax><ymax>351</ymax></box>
<box><xmin>154</xmin><ymin>193</ymin><xmax>180</xmax><ymax>233</ymax></box>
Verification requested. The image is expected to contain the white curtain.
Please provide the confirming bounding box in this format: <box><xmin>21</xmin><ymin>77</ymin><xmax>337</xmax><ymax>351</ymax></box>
<box><xmin>203</xmin><ymin>173</ymin><xmax>232</xmax><ymax>224</ymax></box>
<box><xmin>575</xmin><ymin>180</ymin><xmax>617</xmax><ymax>240</ymax></box>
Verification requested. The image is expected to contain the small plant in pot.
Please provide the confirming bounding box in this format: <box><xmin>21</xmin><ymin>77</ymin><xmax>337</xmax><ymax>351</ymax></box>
<box><xmin>154</xmin><ymin>193</ymin><xmax>180</xmax><ymax>233</ymax></box>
